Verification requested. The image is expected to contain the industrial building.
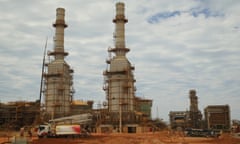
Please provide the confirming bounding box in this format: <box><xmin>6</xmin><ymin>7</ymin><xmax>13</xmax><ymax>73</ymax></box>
<box><xmin>0</xmin><ymin>99</ymin><xmax>93</xmax><ymax>130</ymax></box>
<box><xmin>169</xmin><ymin>111</ymin><xmax>189</xmax><ymax>129</ymax></box>
<box><xmin>232</xmin><ymin>119</ymin><xmax>240</xmax><ymax>133</ymax></box>
<box><xmin>43</xmin><ymin>8</ymin><xmax>74</xmax><ymax>119</ymax></box>
<box><xmin>169</xmin><ymin>90</ymin><xmax>202</xmax><ymax>129</ymax></box>
<box><xmin>71</xmin><ymin>100</ymin><xmax>93</xmax><ymax>115</ymax></box>
<box><xmin>188</xmin><ymin>90</ymin><xmax>202</xmax><ymax>128</ymax></box>
<box><xmin>169</xmin><ymin>90</ymin><xmax>231</xmax><ymax>131</ymax></box>
<box><xmin>0</xmin><ymin>101</ymin><xmax>39</xmax><ymax>130</ymax></box>
<box><xmin>204</xmin><ymin>105</ymin><xmax>231</xmax><ymax>131</ymax></box>
<box><xmin>135</xmin><ymin>97</ymin><xmax>152</xmax><ymax>120</ymax></box>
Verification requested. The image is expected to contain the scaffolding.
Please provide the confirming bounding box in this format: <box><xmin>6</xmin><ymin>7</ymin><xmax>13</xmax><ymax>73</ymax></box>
<box><xmin>43</xmin><ymin>62</ymin><xmax>74</xmax><ymax>119</ymax></box>
<box><xmin>43</xmin><ymin>8</ymin><xmax>74</xmax><ymax>120</ymax></box>
<box><xmin>0</xmin><ymin>101</ymin><xmax>39</xmax><ymax>130</ymax></box>
<box><xmin>103</xmin><ymin>58</ymin><xmax>136</xmax><ymax>112</ymax></box>
<box><xmin>100</xmin><ymin>3</ymin><xmax>146</xmax><ymax>131</ymax></box>
<box><xmin>189</xmin><ymin>90</ymin><xmax>202</xmax><ymax>129</ymax></box>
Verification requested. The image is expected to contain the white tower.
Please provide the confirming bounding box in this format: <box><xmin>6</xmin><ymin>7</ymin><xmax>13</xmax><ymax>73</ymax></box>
<box><xmin>103</xmin><ymin>2</ymin><xmax>136</xmax><ymax>113</ymax></box>
<box><xmin>44</xmin><ymin>8</ymin><xmax>74</xmax><ymax>119</ymax></box>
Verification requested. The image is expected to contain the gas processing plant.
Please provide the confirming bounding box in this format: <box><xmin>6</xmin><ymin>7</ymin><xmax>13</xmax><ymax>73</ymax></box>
<box><xmin>0</xmin><ymin>2</ymin><xmax>233</xmax><ymax>133</ymax></box>
<box><xmin>169</xmin><ymin>90</ymin><xmax>231</xmax><ymax>132</ymax></box>
<box><xmin>42</xmin><ymin>2</ymin><xmax>153</xmax><ymax>133</ymax></box>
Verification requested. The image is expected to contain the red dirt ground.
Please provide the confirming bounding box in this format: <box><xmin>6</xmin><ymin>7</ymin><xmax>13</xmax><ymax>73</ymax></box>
<box><xmin>1</xmin><ymin>131</ymin><xmax>240</xmax><ymax>144</ymax></box>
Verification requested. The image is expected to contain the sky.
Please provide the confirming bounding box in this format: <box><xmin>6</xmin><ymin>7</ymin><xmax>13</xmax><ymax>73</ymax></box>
<box><xmin>0</xmin><ymin>0</ymin><xmax>239</xmax><ymax>121</ymax></box>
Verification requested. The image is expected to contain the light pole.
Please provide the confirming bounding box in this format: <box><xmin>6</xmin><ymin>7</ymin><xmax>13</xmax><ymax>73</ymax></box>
<box><xmin>207</xmin><ymin>112</ymin><xmax>211</xmax><ymax>129</ymax></box>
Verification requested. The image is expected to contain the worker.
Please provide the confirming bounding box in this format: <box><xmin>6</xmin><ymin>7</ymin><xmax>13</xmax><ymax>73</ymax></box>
<box><xmin>20</xmin><ymin>127</ymin><xmax>24</xmax><ymax>137</ymax></box>
<box><xmin>28</xmin><ymin>129</ymin><xmax>32</xmax><ymax>138</ymax></box>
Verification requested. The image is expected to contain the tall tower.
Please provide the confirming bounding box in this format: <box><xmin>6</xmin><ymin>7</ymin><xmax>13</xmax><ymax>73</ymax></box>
<box><xmin>189</xmin><ymin>90</ymin><xmax>199</xmax><ymax>112</ymax></box>
<box><xmin>44</xmin><ymin>8</ymin><xmax>74</xmax><ymax>119</ymax></box>
<box><xmin>103</xmin><ymin>2</ymin><xmax>136</xmax><ymax>114</ymax></box>
<box><xmin>189</xmin><ymin>89</ymin><xmax>202</xmax><ymax>128</ymax></box>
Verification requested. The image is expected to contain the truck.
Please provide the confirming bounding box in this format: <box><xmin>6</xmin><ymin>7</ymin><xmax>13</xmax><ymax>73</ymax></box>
<box><xmin>184</xmin><ymin>128</ymin><xmax>221</xmax><ymax>137</ymax></box>
<box><xmin>38</xmin><ymin>124</ymin><xmax>83</xmax><ymax>138</ymax></box>
<box><xmin>38</xmin><ymin>113</ymin><xmax>92</xmax><ymax>138</ymax></box>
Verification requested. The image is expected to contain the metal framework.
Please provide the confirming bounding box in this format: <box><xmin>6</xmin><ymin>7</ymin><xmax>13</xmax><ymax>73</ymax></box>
<box><xmin>43</xmin><ymin>8</ymin><xmax>74</xmax><ymax>119</ymax></box>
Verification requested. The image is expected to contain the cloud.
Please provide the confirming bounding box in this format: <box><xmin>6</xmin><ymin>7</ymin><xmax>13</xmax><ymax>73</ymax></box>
<box><xmin>147</xmin><ymin>7</ymin><xmax>224</xmax><ymax>24</ymax></box>
<box><xmin>147</xmin><ymin>11</ymin><xmax>181</xmax><ymax>24</ymax></box>
<box><xmin>190</xmin><ymin>7</ymin><xmax>224</xmax><ymax>18</ymax></box>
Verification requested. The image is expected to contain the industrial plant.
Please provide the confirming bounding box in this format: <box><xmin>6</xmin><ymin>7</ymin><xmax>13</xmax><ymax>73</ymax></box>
<box><xmin>0</xmin><ymin>2</ymin><xmax>236</xmax><ymax>136</ymax></box>
<box><xmin>169</xmin><ymin>90</ymin><xmax>231</xmax><ymax>132</ymax></box>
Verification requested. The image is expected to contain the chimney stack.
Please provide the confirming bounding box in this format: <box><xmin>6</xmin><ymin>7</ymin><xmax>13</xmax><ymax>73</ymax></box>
<box><xmin>44</xmin><ymin>8</ymin><xmax>74</xmax><ymax>119</ymax></box>
<box><xmin>113</xmin><ymin>2</ymin><xmax>128</xmax><ymax>56</ymax></box>
<box><xmin>52</xmin><ymin>8</ymin><xmax>68</xmax><ymax>60</ymax></box>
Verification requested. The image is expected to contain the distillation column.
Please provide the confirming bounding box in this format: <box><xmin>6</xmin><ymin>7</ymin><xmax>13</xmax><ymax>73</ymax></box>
<box><xmin>44</xmin><ymin>8</ymin><xmax>74</xmax><ymax>119</ymax></box>
<box><xmin>103</xmin><ymin>2</ymin><xmax>136</xmax><ymax>124</ymax></box>
<box><xmin>189</xmin><ymin>90</ymin><xmax>202</xmax><ymax>128</ymax></box>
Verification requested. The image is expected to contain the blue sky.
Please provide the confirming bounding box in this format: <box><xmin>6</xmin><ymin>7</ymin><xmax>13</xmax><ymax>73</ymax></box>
<box><xmin>0</xmin><ymin>0</ymin><xmax>239</xmax><ymax>121</ymax></box>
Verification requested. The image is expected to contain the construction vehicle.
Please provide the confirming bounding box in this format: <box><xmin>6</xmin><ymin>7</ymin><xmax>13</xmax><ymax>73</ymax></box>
<box><xmin>184</xmin><ymin>128</ymin><xmax>221</xmax><ymax>137</ymax></box>
<box><xmin>38</xmin><ymin>124</ymin><xmax>82</xmax><ymax>138</ymax></box>
<box><xmin>38</xmin><ymin>113</ymin><xmax>92</xmax><ymax>138</ymax></box>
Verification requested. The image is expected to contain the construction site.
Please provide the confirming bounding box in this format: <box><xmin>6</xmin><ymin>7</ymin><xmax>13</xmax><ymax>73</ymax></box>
<box><xmin>0</xmin><ymin>2</ymin><xmax>240</xmax><ymax>144</ymax></box>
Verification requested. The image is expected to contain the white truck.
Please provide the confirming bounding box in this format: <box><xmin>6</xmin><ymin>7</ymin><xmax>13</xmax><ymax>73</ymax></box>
<box><xmin>38</xmin><ymin>124</ymin><xmax>82</xmax><ymax>138</ymax></box>
<box><xmin>38</xmin><ymin>113</ymin><xmax>92</xmax><ymax>138</ymax></box>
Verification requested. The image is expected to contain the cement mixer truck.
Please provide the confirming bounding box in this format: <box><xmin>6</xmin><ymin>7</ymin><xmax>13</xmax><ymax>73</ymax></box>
<box><xmin>38</xmin><ymin>113</ymin><xmax>92</xmax><ymax>138</ymax></box>
<box><xmin>38</xmin><ymin>124</ymin><xmax>83</xmax><ymax>138</ymax></box>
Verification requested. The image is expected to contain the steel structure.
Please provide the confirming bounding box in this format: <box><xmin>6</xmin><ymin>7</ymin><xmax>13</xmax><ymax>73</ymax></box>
<box><xmin>189</xmin><ymin>90</ymin><xmax>202</xmax><ymax>128</ymax></box>
<box><xmin>103</xmin><ymin>2</ymin><xmax>136</xmax><ymax>113</ymax></box>
<box><xmin>44</xmin><ymin>8</ymin><xmax>74</xmax><ymax>119</ymax></box>
<box><xmin>102</xmin><ymin>2</ymin><xmax>139</xmax><ymax>133</ymax></box>
<box><xmin>204</xmin><ymin>105</ymin><xmax>231</xmax><ymax>130</ymax></box>
<box><xmin>0</xmin><ymin>101</ymin><xmax>39</xmax><ymax>130</ymax></box>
